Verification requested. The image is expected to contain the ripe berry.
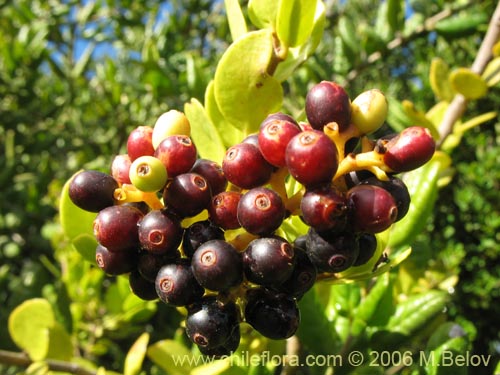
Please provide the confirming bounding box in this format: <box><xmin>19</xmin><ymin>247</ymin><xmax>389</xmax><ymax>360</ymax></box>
<box><xmin>69</xmin><ymin>170</ymin><xmax>118</xmax><ymax>212</ymax></box>
<box><xmin>127</xmin><ymin>125</ymin><xmax>155</xmax><ymax>161</ymax></box>
<box><xmin>305</xmin><ymin>81</ymin><xmax>351</xmax><ymax>131</ymax></box>
<box><xmin>129</xmin><ymin>155</ymin><xmax>168</xmax><ymax>192</ymax></box>
<box><xmin>300</xmin><ymin>185</ymin><xmax>350</xmax><ymax>232</ymax></box>
<box><xmin>258</xmin><ymin>119</ymin><xmax>301</xmax><ymax>167</ymax></box>
<box><xmin>358</xmin><ymin>176</ymin><xmax>410</xmax><ymax>222</ymax></box>
<box><xmin>198</xmin><ymin>323</ymin><xmax>240</xmax><ymax>358</ymax></box>
<box><xmin>129</xmin><ymin>270</ymin><xmax>158</xmax><ymax>300</ymax></box>
<box><xmin>285</xmin><ymin>130</ymin><xmax>338</xmax><ymax>187</ymax></box>
<box><xmin>137</xmin><ymin>251</ymin><xmax>178</xmax><ymax>282</ymax></box>
<box><xmin>154</xmin><ymin>135</ymin><xmax>197</xmax><ymax>178</ymax></box>
<box><xmin>259</xmin><ymin>112</ymin><xmax>298</xmax><ymax>129</ymax></box>
<box><xmin>93</xmin><ymin>205</ymin><xmax>144</xmax><ymax>252</ymax></box>
<box><xmin>383</xmin><ymin>126</ymin><xmax>436</xmax><ymax>172</ymax></box>
<box><xmin>243</xmin><ymin>237</ymin><xmax>295</xmax><ymax>286</ymax></box>
<box><xmin>208</xmin><ymin>191</ymin><xmax>242</xmax><ymax>230</ymax></box>
<box><xmin>138</xmin><ymin>209</ymin><xmax>183</xmax><ymax>255</ymax></box>
<box><xmin>95</xmin><ymin>244</ymin><xmax>137</xmax><ymax>275</ymax></box>
<box><xmin>190</xmin><ymin>159</ymin><xmax>228</xmax><ymax>195</ymax></box>
<box><xmin>305</xmin><ymin>228</ymin><xmax>359</xmax><ymax>273</ymax></box>
<box><xmin>185</xmin><ymin>297</ymin><xmax>239</xmax><ymax>349</ymax></box>
<box><xmin>275</xmin><ymin>247</ymin><xmax>317</xmax><ymax>299</ymax></box>
<box><xmin>191</xmin><ymin>240</ymin><xmax>243</xmax><ymax>291</ymax></box>
<box><xmin>111</xmin><ymin>154</ymin><xmax>132</xmax><ymax>185</ymax></box>
<box><xmin>353</xmin><ymin>233</ymin><xmax>377</xmax><ymax>267</ymax></box>
<box><xmin>222</xmin><ymin>143</ymin><xmax>273</xmax><ymax>189</ymax></box>
<box><xmin>347</xmin><ymin>184</ymin><xmax>398</xmax><ymax>233</ymax></box>
<box><xmin>152</xmin><ymin>110</ymin><xmax>191</xmax><ymax>149</ymax></box>
<box><xmin>155</xmin><ymin>260</ymin><xmax>205</xmax><ymax>306</ymax></box>
<box><xmin>244</xmin><ymin>288</ymin><xmax>300</xmax><ymax>340</ymax></box>
<box><xmin>237</xmin><ymin>187</ymin><xmax>285</xmax><ymax>236</ymax></box>
<box><xmin>182</xmin><ymin>220</ymin><xmax>225</xmax><ymax>258</ymax></box>
<box><xmin>163</xmin><ymin>173</ymin><xmax>211</xmax><ymax>217</ymax></box>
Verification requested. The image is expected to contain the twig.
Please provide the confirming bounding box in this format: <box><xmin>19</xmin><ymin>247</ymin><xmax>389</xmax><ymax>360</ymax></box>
<box><xmin>280</xmin><ymin>335</ymin><xmax>301</xmax><ymax>375</ymax></box>
<box><xmin>437</xmin><ymin>0</ymin><xmax>500</xmax><ymax>145</ymax></box>
<box><xmin>0</xmin><ymin>349</ymin><xmax>98</xmax><ymax>375</ymax></box>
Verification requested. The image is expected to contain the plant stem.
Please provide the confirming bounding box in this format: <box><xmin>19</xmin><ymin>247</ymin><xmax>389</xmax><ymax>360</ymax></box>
<box><xmin>0</xmin><ymin>349</ymin><xmax>98</xmax><ymax>375</ymax></box>
<box><xmin>437</xmin><ymin>0</ymin><xmax>500</xmax><ymax>145</ymax></box>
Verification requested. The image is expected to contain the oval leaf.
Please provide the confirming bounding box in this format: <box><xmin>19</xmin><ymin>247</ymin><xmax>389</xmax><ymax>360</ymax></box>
<box><xmin>482</xmin><ymin>56</ymin><xmax>500</xmax><ymax>87</ymax></box>
<box><xmin>224</xmin><ymin>0</ymin><xmax>247</xmax><ymax>42</ymax></box>
<box><xmin>125</xmin><ymin>333</ymin><xmax>150</xmax><ymax>375</ymax></box>
<box><xmin>429</xmin><ymin>58</ymin><xmax>454</xmax><ymax>102</ymax></box>
<box><xmin>248</xmin><ymin>0</ymin><xmax>279</xmax><ymax>29</ymax></box>
<box><xmin>449</xmin><ymin>67</ymin><xmax>488</xmax><ymax>100</ymax></box>
<box><xmin>72</xmin><ymin>233</ymin><xmax>98</xmax><ymax>263</ymax></box>
<box><xmin>214</xmin><ymin>30</ymin><xmax>283</xmax><ymax>135</ymax></box>
<box><xmin>147</xmin><ymin>339</ymin><xmax>194</xmax><ymax>375</ymax></box>
<box><xmin>276</xmin><ymin>0</ymin><xmax>318</xmax><ymax>48</ymax></box>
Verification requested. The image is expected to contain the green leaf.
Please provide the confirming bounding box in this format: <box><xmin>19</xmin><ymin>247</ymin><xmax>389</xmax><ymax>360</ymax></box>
<box><xmin>449</xmin><ymin>68</ymin><xmax>488</xmax><ymax>100</ymax></box>
<box><xmin>59</xmin><ymin>172</ymin><xmax>97</xmax><ymax>240</ymax></box>
<box><xmin>72</xmin><ymin>233</ymin><xmax>98</xmax><ymax>263</ymax></box>
<box><xmin>184</xmin><ymin>97</ymin><xmax>227</xmax><ymax>164</ymax></box>
<box><xmin>387</xmin><ymin>0</ymin><xmax>404</xmax><ymax>33</ymax></box>
<box><xmin>355</xmin><ymin>273</ymin><xmax>394</xmax><ymax>330</ymax></box>
<box><xmin>224</xmin><ymin>0</ymin><xmax>247</xmax><ymax>42</ymax></box>
<box><xmin>338</xmin><ymin>16</ymin><xmax>360</xmax><ymax>57</ymax></box>
<box><xmin>482</xmin><ymin>56</ymin><xmax>500</xmax><ymax>87</ymax></box>
<box><xmin>276</xmin><ymin>0</ymin><xmax>318</xmax><ymax>48</ymax></box>
<box><xmin>124</xmin><ymin>333</ymin><xmax>150</xmax><ymax>375</ymax></box>
<box><xmin>8</xmin><ymin>299</ymin><xmax>55</xmax><ymax>361</ymax></box>
<box><xmin>45</xmin><ymin>323</ymin><xmax>73</xmax><ymax>361</ymax></box>
<box><xmin>429</xmin><ymin>58</ymin><xmax>454</xmax><ymax>102</ymax></box>
<box><xmin>435</xmin><ymin>12</ymin><xmax>488</xmax><ymax>39</ymax></box>
<box><xmin>401</xmin><ymin>100</ymin><xmax>439</xmax><ymax>139</ymax></box>
<box><xmin>147</xmin><ymin>339</ymin><xmax>194</xmax><ymax>375</ymax></box>
<box><xmin>214</xmin><ymin>30</ymin><xmax>283</xmax><ymax>136</ymax></box>
<box><xmin>248</xmin><ymin>0</ymin><xmax>279</xmax><ymax>29</ymax></box>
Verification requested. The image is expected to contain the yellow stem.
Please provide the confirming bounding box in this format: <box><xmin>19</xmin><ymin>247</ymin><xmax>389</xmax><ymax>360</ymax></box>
<box><xmin>114</xmin><ymin>184</ymin><xmax>164</xmax><ymax>210</ymax></box>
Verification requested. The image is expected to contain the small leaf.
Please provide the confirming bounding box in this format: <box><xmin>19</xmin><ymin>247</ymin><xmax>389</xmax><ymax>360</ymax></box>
<box><xmin>435</xmin><ymin>12</ymin><xmax>488</xmax><ymax>39</ymax></box>
<box><xmin>276</xmin><ymin>0</ymin><xmax>318</xmax><ymax>48</ymax></box>
<box><xmin>337</xmin><ymin>17</ymin><xmax>359</xmax><ymax>56</ymax></box>
<box><xmin>248</xmin><ymin>0</ymin><xmax>279</xmax><ymax>29</ymax></box>
<box><xmin>402</xmin><ymin>100</ymin><xmax>439</xmax><ymax>139</ymax></box>
<box><xmin>426</xmin><ymin>101</ymin><xmax>449</xmax><ymax>128</ymax></box>
<box><xmin>214</xmin><ymin>30</ymin><xmax>283</xmax><ymax>136</ymax></box>
<box><xmin>482</xmin><ymin>56</ymin><xmax>500</xmax><ymax>87</ymax></box>
<box><xmin>124</xmin><ymin>333</ymin><xmax>150</xmax><ymax>375</ymax></box>
<box><xmin>429</xmin><ymin>58</ymin><xmax>454</xmax><ymax>102</ymax></box>
<box><xmin>59</xmin><ymin>172</ymin><xmax>97</xmax><ymax>240</ymax></box>
<box><xmin>72</xmin><ymin>233</ymin><xmax>98</xmax><ymax>263</ymax></box>
<box><xmin>45</xmin><ymin>323</ymin><xmax>73</xmax><ymax>361</ymax></box>
<box><xmin>184</xmin><ymin>97</ymin><xmax>227</xmax><ymax>164</ymax></box>
<box><xmin>8</xmin><ymin>299</ymin><xmax>55</xmax><ymax>361</ymax></box>
<box><xmin>224</xmin><ymin>0</ymin><xmax>247</xmax><ymax>42</ymax></box>
<box><xmin>147</xmin><ymin>339</ymin><xmax>194</xmax><ymax>375</ymax></box>
<box><xmin>449</xmin><ymin>67</ymin><xmax>488</xmax><ymax>100</ymax></box>
<box><xmin>387</xmin><ymin>0</ymin><xmax>404</xmax><ymax>33</ymax></box>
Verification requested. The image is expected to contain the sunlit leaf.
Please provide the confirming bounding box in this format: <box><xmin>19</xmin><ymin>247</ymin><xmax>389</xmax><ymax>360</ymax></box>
<box><xmin>449</xmin><ymin>67</ymin><xmax>488</xmax><ymax>100</ymax></box>
<box><xmin>482</xmin><ymin>56</ymin><xmax>500</xmax><ymax>87</ymax></box>
<box><xmin>72</xmin><ymin>233</ymin><xmax>98</xmax><ymax>263</ymax></box>
<box><xmin>124</xmin><ymin>333</ymin><xmax>150</xmax><ymax>375</ymax></box>
<box><xmin>387</xmin><ymin>0</ymin><xmax>404</xmax><ymax>33</ymax></box>
<box><xmin>214</xmin><ymin>30</ymin><xmax>283</xmax><ymax>136</ymax></box>
<box><xmin>402</xmin><ymin>100</ymin><xmax>440</xmax><ymax>139</ymax></box>
<box><xmin>276</xmin><ymin>0</ymin><xmax>318</xmax><ymax>48</ymax></box>
<box><xmin>248</xmin><ymin>0</ymin><xmax>279</xmax><ymax>29</ymax></box>
<box><xmin>426</xmin><ymin>101</ymin><xmax>449</xmax><ymax>128</ymax></box>
<box><xmin>224</xmin><ymin>0</ymin><xmax>247</xmax><ymax>42</ymax></box>
<box><xmin>45</xmin><ymin>323</ymin><xmax>73</xmax><ymax>361</ymax></box>
<box><xmin>429</xmin><ymin>58</ymin><xmax>454</xmax><ymax>102</ymax></box>
<box><xmin>147</xmin><ymin>339</ymin><xmax>194</xmax><ymax>375</ymax></box>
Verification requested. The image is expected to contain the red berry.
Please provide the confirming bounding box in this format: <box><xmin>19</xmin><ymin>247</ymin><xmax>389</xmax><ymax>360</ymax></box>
<box><xmin>154</xmin><ymin>135</ymin><xmax>197</xmax><ymax>178</ymax></box>
<box><xmin>305</xmin><ymin>81</ymin><xmax>351</xmax><ymax>131</ymax></box>
<box><xmin>285</xmin><ymin>130</ymin><xmax>338</xmax><ymax>187</ymax></box>
<box><xmin>69</xmin><ymin>170</ymin><xmax>118</xmax><ymax>213</ymax></box>
<box><xmin>138</xmin><ymin>210</ymin><xmax>183</xmax><ymax>255</ymax></box>
<box><xmin>258</xmin><ymin>119</ymin><xmax>301</xmax><ymax>167</ymax></box>
<box><xmin>111</xmin><ymin>154</ymin><xmax>132</xmax><ymax>184</ymax></box>
<box><xmin>163</xmin><ymin>173</ymin><xmax>211</xmax><ymax>217</ymax></box>
<box><xmin>127</xmin><ymin>126</ymin><xmax>154</xmax><ymax>161</ymax></box>
<box><xmin>208</xmin><ymin>191</ymin><xmax>242</xmax><ymax>230</ymax></box>
<box><xmin>190</xmin><ymin>159</ymin><xmax>228</xmax><ymax>195</ymax></box>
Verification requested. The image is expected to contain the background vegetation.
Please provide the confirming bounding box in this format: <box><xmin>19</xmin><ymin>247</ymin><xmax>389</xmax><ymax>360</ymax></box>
<box><xmin>0</xmin><ymin>0</ymin><xmax>498</xmax><ymax>374</ymax></box>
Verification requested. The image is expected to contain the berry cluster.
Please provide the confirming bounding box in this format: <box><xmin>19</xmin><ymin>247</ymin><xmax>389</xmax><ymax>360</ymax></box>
<box><xmin>68</xmin><ymin>81</ymin><xmax>435</xmax><ymax>357</ymax></box>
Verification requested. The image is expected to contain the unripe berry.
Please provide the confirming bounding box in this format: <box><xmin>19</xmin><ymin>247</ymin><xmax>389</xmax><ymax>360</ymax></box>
<box><xmin>152</xmin><ymin>110</ymin><xmax>191</xmax><ymax>149</ymax></box>
<box><xmin>129</xmin><ymin>156</ymin><xmax>168</xmax><ymax>192</ymax></box>
<box><xmin>350</xmin><ymin>89</ymin><xmax>388</xmax><ymax>134</ymax></box>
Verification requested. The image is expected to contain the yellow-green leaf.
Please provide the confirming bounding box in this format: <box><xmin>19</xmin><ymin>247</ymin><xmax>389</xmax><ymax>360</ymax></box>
<box><xmin>72</xmin><ymin>233</ymin><xmax>98</xmax><ymax>263</ymax></box>
<box><xmin>449</xmin><ymin>67</ymin><xmax>488</xmax><ymax>100</ymax></box>
<box><xmin>493</xmin><ymin>40</ymin><xmax>500</xmax><ymax>57</ymax></box>
<box><xmin>8</xmin><ymin>299</ymin><xmax>55</xmax><ymax>361</ymax></box>
<box><xmin>147</xmin><ymin>339</ymin><xmax>194</xmax><ymax>375</ymax></box>
<box><xmin>482</xmin><ymin>56</ymin><xmax>500</xmax><ymax>87</ymax></box>
<box><xmin>425</xmin><ymin>101</ymin><xmax>449</xmax><ymax>128</ymax></box>
<box><xmin>214</xmin><ymin>30</ymin><xmax>283</xmax><ymax>136</ymax></box>
<box><xmin>429</xmin><ymin>58</ymin><xmax>454</xmax><ymax>102</ymax></box>
<box><xmin>124</xmin><ymin>333</ymin><xmax>150</xmax><ymax>375</ymax></box>
<box><xmin>248</xmin><ymin>0</ymin><xmax>279</xmax><ymax>29</ymax></box>
<box><xmin>276</xmin><ymin>0</ymin><xmax>318</xmax><ymax>48</ymax></box>
<box><xmin>224</xmin><ymin>0</ymin><xmax>247</xmax><ymax>42</ymax></box>
<box><xmin>45</xmin><ymin>323</ymin><xmax>73</xmax><ymax>361</ymax></box>
<box><xmin>402</xmin><ymin>100</ymin><xmax>439</xmax><ymax>139</ymax></box>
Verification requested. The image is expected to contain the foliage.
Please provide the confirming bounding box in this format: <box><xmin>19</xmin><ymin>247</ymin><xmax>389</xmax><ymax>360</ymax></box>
<box><xmin>0</xmin><ymin>0</ymin><xmax>498</xmax><ymax>374</ymax></box>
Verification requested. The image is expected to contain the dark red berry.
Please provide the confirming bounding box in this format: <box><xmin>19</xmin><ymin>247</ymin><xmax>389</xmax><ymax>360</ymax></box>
<box><xmin>243</xmin><ymin>237</ymin><xmax>295</xmax><ymax>287</ymax></box>
<box><xmin>275</xmin><ymin>247</ymin><xmax>317</xmax><ymax>299</ymax></box>
<box><xmin>300</xmin><ymin>185</ymin><xmax>350</xmax><ymax>232</ymax></box>
<box><xmin>185</xmin><ymin>297</ymin><xmax>239</xmax><ymax>349</ymax></box>
<box><xmin>244</xmin><ymin>288</ymin><xmax>300</xmax><ymax>340</ymax></box>
<box><xmin>259</xmin><ymin>112</ymin><xmax>298</xmax><ymax>129</ymax></box>
<box><xmin>241</xmin><ymin>133</ymin><xmax>260</xmax><ymax>148</ymax></box>
<box><xmin>127</xmin><ymin>126</ymin><xmax>155</xmax><ymax>161</ymax></box>
<box><xmin>208</xmin><ymin>191</ymin><xmax>242</xmax><ymax>230</ymax></box>
<box><xmin>285</xmin><ymin>130</ymin><xmax>338</xmax><ymax>187</ymax></box>
<box><xmin>190</xmin><ymin>159</ymin><xmax>228</xmax><ymax>195</ymax></box>
<box><xmin>383</xmin><ymin>126</ymin><xmax>436</xmax><ymax>172</ymax></box>
<box><xmin>129</xmin><ymin>270</ymin><xmax>158</xmax><ymax>300</ymax></box>
<box><xmin>237</xmin><ymin>187</ymin><xmax>285</xmax><ymax>236</ymax></box>
<box><xmin>347</xmin><ymin>184</ymin><xmax>398</xmax><ymax>233</ymax></box>
<box><xmin>191</xmin><ymin>240</ymin><xmax>243</xmax><ymax>291</ymax></box>
<box><xmin>155</xmin><ymin>260</ymin><xmax>205</xmax><ymax>306</ymax></box>
<box><xmin>305</xmin><ymin>228</ymin><xmax>359</xmax><ymax>273</ymax></box>
<box><xmin>93</xmin><ymin>205</ymin><xmax>143</xmax><ymax>252</ymax></box>
<box><xmin>111</xmin><ymin>154</ymin><xmax>132</xmax><ymax>185</ymax></box>
<box><xmin>163</xmin><ymin>173</ymin><xmax>212</xmax><ymax>217</ymax></box>
<box><xmin>138</xmin><ymin>209</ymin><xmax>183</xmax><ymax>255</ymax></box>
<box><xmin>182</xmin><ymin>220</ymin><xmax>225</xmax><ymax>258</ymax></box>
<box><xmin>222</xmin><ymin>143</ymin><xmax>273</xmax><ymax>189</ymax></box>
<box><xmin>137</xmin><ymin>251</ymin><xmax>179</xmax><ymax>282</ymax></box>
<box><xmin>154</xmin><ymin>135</ymin><xmax>197</xmax><ymax>178</ymax></box>
<box><xmin>305</xmin><ymin>81</ymin><xmax>352</xmax><ymax>131</ymax></box>
<box><xmin>69</xmin><ymin>170</ymin><xmax>118</xmax><ymax>212</ymax></box>
<box><xmin>353</xmin><ymin>233</ymin><xmax>377</xmax><ymax>267</ymax></box>
<box><xmin>95</xmin><ymin>244</ymin><xmax>137</xmax><ymax>275</ymax></box>
<box><xmin>258</xmin><ymin>119</ymin><xmax>301</xmax><ymax>167</ymax></box>
<box><xmin>197</xmin><ymin>323</ymin><xmax>240</xmax><ymax>358</ymax></box>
